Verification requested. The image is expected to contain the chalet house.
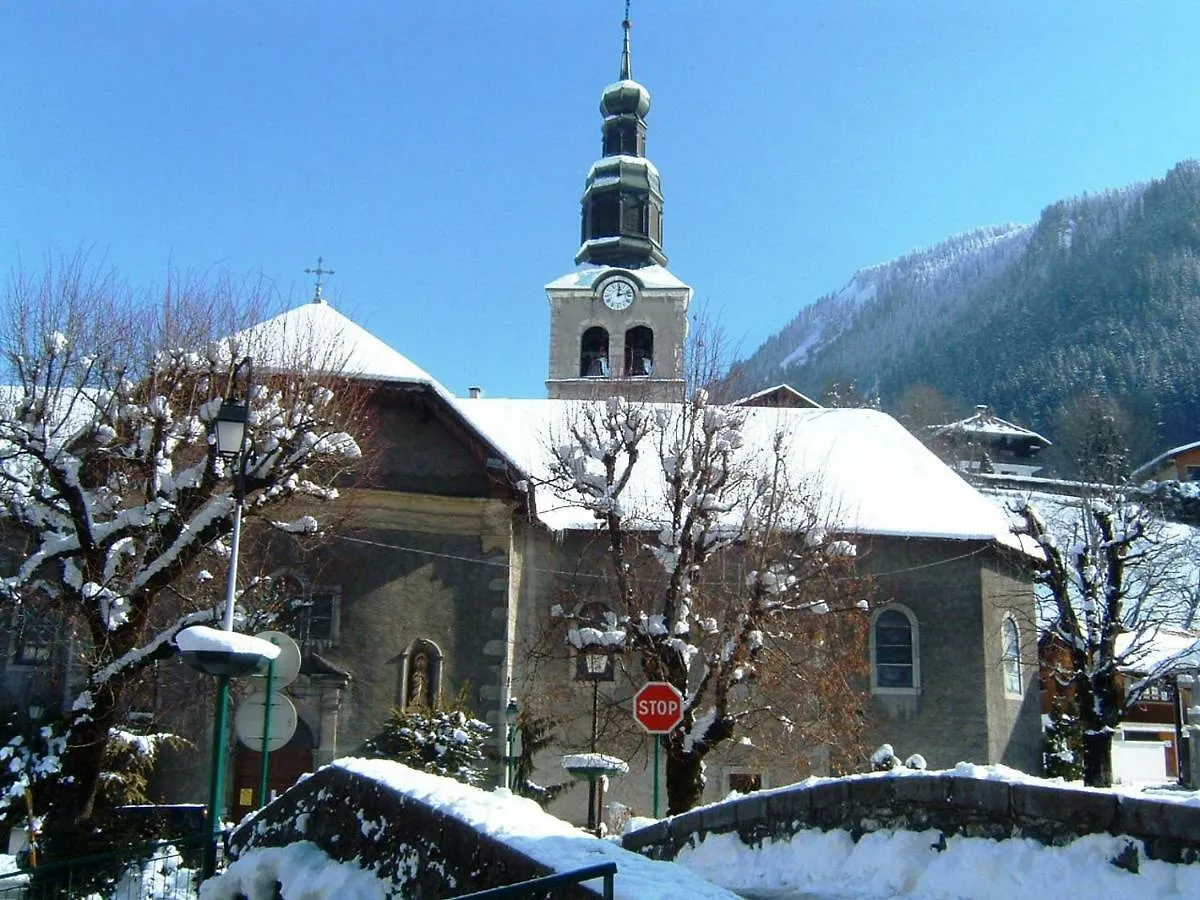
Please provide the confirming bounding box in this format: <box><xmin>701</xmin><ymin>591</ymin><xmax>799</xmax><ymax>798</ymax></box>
<box><xmin>930</xmin><ymin>405</ymin><xmax>1052</xmax><ymax>477</ymax></box>
<box><xmin>1040</xmin><ymin>627</ymin><xmax>1199</xmax><ymax>785</ymax></box>
<box><xmin>1133</xmin><ymin>441</ymin><xmax>1200</xmax><ymax>484</ymax></box>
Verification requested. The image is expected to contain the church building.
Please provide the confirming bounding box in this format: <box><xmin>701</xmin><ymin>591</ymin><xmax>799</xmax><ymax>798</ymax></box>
<box><xmin>0</xmin><ymin>14</ymin><xmax>1044</xmax><ymax>826</ymax></box>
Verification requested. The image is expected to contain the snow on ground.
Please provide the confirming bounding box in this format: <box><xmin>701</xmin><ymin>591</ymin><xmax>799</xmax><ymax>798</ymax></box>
<box><xmin>676</xmin><ymin>826</ymin><xmax>1200</xmax><ymax>900</ymax></box>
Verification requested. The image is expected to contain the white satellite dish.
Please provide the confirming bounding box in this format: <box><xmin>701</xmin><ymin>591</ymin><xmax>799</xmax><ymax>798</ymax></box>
<box><xmin>250</xmin><ymin>631</ymin><xmax>302</xmax><ymax>688</ymax></box>
<box><xmin>234</xmin><ymin>690</ymin><xmax>298</xmax><ymax>753</ymax></box>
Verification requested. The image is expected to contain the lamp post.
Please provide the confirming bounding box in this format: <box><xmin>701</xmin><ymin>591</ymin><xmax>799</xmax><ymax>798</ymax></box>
<box><xmin>503</xmin><ymin>698</ymin><xmax>520</xmax><ymax>791</ymax></box>
<box><xmin>582</xmin><ymin>649</ymin><xmax>611</xmax><ymax>835</ymax></box>
<box><xmin>204</xmin><ymin>357</ymin><xmax>252</xmax><ymax>878</ymax></box>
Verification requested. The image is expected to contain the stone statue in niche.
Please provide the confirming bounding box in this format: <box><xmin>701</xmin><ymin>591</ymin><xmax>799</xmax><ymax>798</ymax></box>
<box><xmin>408</xmin><ymin>650</ymin><xmax>431</xmax><ymax>709</ymax></box>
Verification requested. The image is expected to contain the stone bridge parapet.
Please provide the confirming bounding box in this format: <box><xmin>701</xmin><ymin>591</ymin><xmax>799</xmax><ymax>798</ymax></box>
<box><xmin>226</xmin><ymin>763</ymin><xmax>601</xmax><ymax>898</ymax></box>
<box><xmin>621</xmin><ymin>772</ymin><xmax>1200</xmax><ymax>866</ymax></box>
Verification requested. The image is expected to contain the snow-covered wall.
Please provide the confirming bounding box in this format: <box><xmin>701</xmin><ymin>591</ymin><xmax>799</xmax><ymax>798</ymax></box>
<box><xmin>622</xmin><ymin>767</ymin><xmax>1200</xmax><ymax>866</ymax></box>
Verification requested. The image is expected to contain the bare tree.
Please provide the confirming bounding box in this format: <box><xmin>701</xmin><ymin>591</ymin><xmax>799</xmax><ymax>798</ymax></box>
<box><xmin>0</xmin><ymin>256</ymin><xmax>369</xmax><ymax>852</ymax></box>
<box><xmin>1014</xmin><ymin>487</ymin><xmax>1199</xmax><ymax>787</ymax></box>
<box><xmin>543</xmin><ymin>393</ymin><xmax>871</xmax><ymax>813</ymax></box>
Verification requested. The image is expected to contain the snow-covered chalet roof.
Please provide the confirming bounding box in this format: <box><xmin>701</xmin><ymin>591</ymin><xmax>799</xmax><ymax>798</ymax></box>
<box><xmin>450</xmin><ymin>398</ymin><xmax>1029</xmax><ymax>551</ymax></box>
<box><xmin>229</xmin><ymin>301</ymin><xmax>451</xmax><ymax>395</ymax></box>
<box><xmin>1117</xmin><ymin>626</ymin><xmax>1200</xmax><ymax>679</ymax></box>
<box><xmin>731</xmin><ymin>384</ymin><xmax>822</xmax><ymax>409</ymax></box>
<box><xmin>545</xmin><ymin>263</ymin><xmax>689</xmax><ymax>291</ymax></box>
<box><xmin>1132</xmin><ymin>440</ymin><xmax>1200</xmax><ymax>481</ymax></box>
<box><xmin>932</xmin><ymin>405</ymin><xmax>1050</xmax><ymax>446</ymax></box>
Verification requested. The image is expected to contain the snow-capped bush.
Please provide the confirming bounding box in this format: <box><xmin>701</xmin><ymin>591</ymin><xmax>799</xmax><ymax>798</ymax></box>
<box><xmin>360</xmin><ymin>704</ymin><xmax>492</xmax><ymax>786</ymax></box>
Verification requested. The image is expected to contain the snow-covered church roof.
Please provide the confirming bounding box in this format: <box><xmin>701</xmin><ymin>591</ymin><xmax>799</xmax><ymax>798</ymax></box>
<box><xmin>451</xmin><ymin>398</ymin><xmax>1029</xmax><ymax>551</ymax></box>
<box><xmin>230</xmin><ymin>301</ymin><xmax>450</xmax><ymax>395</ymax></box>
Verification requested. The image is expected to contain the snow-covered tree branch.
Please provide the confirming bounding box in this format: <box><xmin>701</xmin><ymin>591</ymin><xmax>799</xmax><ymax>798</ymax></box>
<box><xmin>543</xmin><ymin>392</ymin><xmax>871</xmax><ymax>813</ymax></box>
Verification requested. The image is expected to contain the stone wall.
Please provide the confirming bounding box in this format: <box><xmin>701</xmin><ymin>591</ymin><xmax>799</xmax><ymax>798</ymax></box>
<box><xmin>227</xmin><ymin>764</ymin><xmax>603</xmax><ymax>898</ymax></box>
<box><xmin>622</xmin><ymin>772</ymin><xmax>1200</xmax><ymax>866</ymax></box>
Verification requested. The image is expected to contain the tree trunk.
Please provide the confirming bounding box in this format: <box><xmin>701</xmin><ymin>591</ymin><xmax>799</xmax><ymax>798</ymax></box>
<box><xmin>39</xmin><ymin>679</ymin><xmax>125</xmax><ymax>847</ymax></box>
<box><xmin>664</xmin><ymin>743</ymin><xmax>705</xmax><ymax>815</ymax></box>
<box><xmin>1081</xmin><ymin>728</ymin><xmax>1114</xmax><ymax>788</ymax></box>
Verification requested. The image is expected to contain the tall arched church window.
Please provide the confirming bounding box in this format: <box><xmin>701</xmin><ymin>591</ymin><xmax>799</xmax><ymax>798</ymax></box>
<box><xmin>402</xmin><ymin>639</ymin><xmax>443</xmax><ymax>710</ymax></box>
<box><xmin>625</xmin><ymin>326</ymin><xmax>654</xmax><ymax>376</ymax></box>
<box><xmin>1001</xmin><ymin>617</ymin><xmax>1022</xmax><ymax>696</ymax></box>
<box><xmin>872</xmin><ymin>607</ymin><xmax>918</xmax><ymax>691</ymax></box>
<box><xmin>268</xmin><ymin>572</ymin><xmax>339</xmax><ymax>649</ymax></box>
<box><xmin>581</xmin><ymin>327</ymin><xmax>610</xmax><ymax>377</ymax></box>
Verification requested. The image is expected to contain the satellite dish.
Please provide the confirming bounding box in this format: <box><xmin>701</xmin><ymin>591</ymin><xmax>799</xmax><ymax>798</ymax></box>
<box><xmin>251</xmin><ymin>631</ymin><xmax>302</xmax><ymax>688</ymax></box>
<box><xmin>234</xmin><ymin>690</ymin><xmax>298</xmax><ymax>753</ymax></box>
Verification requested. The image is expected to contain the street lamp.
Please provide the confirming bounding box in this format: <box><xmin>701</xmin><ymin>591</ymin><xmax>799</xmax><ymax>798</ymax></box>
<box><xmin>176</xmin><ymin>357</ymin><xmax>278</xmax><ymax>879</ymax></box>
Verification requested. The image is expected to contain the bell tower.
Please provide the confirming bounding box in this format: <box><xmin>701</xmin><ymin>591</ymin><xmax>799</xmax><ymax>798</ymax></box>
<box><xmin>545</xmin><ymin>10</ymin><xmax>691</xmax><ymax>403</ymax></box>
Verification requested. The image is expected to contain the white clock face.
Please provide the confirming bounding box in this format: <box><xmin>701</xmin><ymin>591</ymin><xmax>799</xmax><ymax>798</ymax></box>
<box><xmin>602</xmin><ymin>279</ymin><xmax>636</xmax><ymax>311</ymax></box>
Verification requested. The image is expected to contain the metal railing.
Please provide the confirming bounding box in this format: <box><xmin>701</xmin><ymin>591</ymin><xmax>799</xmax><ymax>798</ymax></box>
<box><xmin>453</xmin><ymin>861</ymin><xmax>617</xmax><ymax>899</ymax></box>
<box><xmin>0</xmin><ymin>833</ymin><xmax>206</xmax><ymax>899</ymax></box>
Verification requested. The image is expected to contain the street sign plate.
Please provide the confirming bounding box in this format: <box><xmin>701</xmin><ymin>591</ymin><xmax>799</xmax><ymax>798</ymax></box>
<box><xmin>234</xmin><ymin>690</ymin><xmax>298</xmax><ymax>753</ymax></box>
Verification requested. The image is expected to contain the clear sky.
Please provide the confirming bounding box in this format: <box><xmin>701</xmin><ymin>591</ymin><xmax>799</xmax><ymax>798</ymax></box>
<box><xmin>6</xmin><ymin>2</ymin><xmax>1200</xmax><ymax>398</ymax></box>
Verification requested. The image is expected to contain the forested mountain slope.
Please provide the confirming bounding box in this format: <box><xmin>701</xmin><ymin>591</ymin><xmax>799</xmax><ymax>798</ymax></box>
<box><xmin>728</xmin><ymin>161</ymin><xmax>1200</xmax><ymax>456</ymax></box>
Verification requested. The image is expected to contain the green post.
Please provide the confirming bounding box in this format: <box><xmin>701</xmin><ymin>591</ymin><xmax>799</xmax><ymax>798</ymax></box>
<box><xmin>652</xmin><ymin>736</ymin><xmax>660</xmax><ymax>819</ymax></box>
<box><xmin>203</xmin><ymin>673</ymin><xmax>232</xmax><ymax>879</ymax></box>
<box><xmin>258</xmin><ymin>657</ymin><xmax>275</xmax><ymax>808</ymax></box>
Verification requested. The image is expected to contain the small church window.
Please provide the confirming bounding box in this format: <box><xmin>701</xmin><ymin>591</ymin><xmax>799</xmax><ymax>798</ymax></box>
<box><xmin>872</xmin><ymin>607</ymin><xmax>917</xmax><ymax>691</ymax></box>
<box><xmin>727</xmin><ymin>772</ymin><xmax>763</xmax><ymax>795</ymax></box>
<box><xmin>581</xmin><ymin>327</ymin><xmax>610</xmax><ymax>377</ymax></box>
<box><xmin>1001</xmin><ymin>617</ymin><xmax>1022</xmax><ymax>696</ymax></box>
<box><xmin>269</xmin><ymin>572</ymin><xmax>339</xmax><ymax>649</ymax></box>
<box><xmin>11</xmin><ymin>606</ymin><xmax>55</xmax><ymax>666</ymax></box>
<box><xmin>621</xmin><ymin>198</ymin><xmax>646</xmax><ymax>235</ymax></box>
<box><xmin>625</xmin><ymin>326</ymin><xmax>653</xmax><ymax>376</ymax></box>
<box><xmin>649</xmin><ymin>200</ymin><xmax>662</xmax><ymax>245</ymax></box>
<box><xmin>590</xmin><ymin>193</ymin><xmax>620</xmax><ymax>238</ymax></box>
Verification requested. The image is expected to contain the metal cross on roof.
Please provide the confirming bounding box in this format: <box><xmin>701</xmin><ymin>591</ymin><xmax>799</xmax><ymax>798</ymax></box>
<box><xmin>305</xmin><ymin>257</ymin><xmax>335</xmax><ymax>304</ymax></box>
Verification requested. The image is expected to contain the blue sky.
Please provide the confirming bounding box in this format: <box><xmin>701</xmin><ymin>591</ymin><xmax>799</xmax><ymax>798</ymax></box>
<box><xmin>6</xmin><ymin>2</ymin><xmax>1200</xmax><ymax>398</ymax></box>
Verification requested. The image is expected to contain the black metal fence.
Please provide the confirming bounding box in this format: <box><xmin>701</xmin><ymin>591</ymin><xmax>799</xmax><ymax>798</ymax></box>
<box><xmin>0</xmin><ymin>833</ymin><xmax>206</xmax><ymax>899</ymax></box>
<box><xmin>452</xmin><ymin>861</ymin><xmax>617</xmax><ymax>899</ymax></box>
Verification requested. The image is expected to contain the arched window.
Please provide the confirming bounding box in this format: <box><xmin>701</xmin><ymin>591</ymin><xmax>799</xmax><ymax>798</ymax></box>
<box><xmin>401</xmin><ymin>639</ymin><xmax>443</xmax><ymax>711</ymax></box>
<box><xmin>872</xmin><ymin>607</ymin><xmax>918</xmax><ymax>691</ymax></box>
<box><xmin>625</xmin><ymin>326</ymin><xmax>654</xmax><ymax>376</ymax></box>
<box><xmin>1001</xmin><ymin>617</ymin><xmax>1022</xmax><ymax>696</ymax></box>
<box><xmin>580</xmin><ymin>327</ymin><xmax>610</xmax><ymax>377</ymax></box>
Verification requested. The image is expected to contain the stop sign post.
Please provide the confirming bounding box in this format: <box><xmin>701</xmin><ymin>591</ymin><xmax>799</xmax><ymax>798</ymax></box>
<box><xmin>633</xmin><ymin>681</ymin><xmax>683</xmax><ymax>818</ymax></box>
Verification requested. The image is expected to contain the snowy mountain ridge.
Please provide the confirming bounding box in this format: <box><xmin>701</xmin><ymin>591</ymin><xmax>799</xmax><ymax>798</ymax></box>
<box><xmin>725</xmin><ymin>162</ymin><xmax>1200</xmax><ymax>454</ymax></box>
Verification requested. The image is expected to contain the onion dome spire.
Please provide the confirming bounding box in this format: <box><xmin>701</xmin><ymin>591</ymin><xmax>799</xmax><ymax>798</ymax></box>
<box><xmin>576</xmin><ymin>8</ymin><xmax>666</xmax><ymax>269</ymax></box>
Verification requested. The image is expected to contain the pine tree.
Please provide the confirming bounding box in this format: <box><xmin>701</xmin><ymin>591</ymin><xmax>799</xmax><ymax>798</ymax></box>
<box><xmin>1043</xmin><ymin>695</ymin><xmax>1084</xmax><ymax>782</ymax></box>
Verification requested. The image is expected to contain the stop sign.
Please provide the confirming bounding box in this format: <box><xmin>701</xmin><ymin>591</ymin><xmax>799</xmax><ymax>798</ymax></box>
<box><xmin>633</xmin><ymin>681</ymin><xmax>684</xmax><ymax>734</ymax></box>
